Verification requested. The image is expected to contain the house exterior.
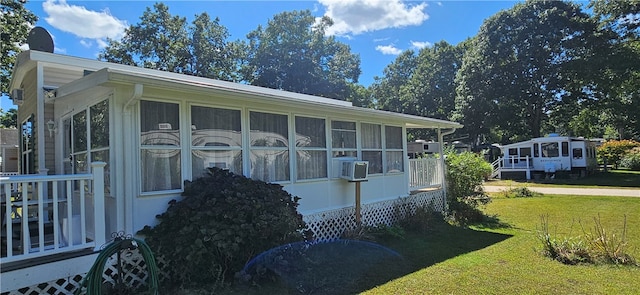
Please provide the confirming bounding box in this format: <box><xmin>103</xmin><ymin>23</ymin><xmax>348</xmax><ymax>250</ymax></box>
<box><xmin>1</xmin><ymin>50</ymin><xmax>461</xmax><ymax>294</ymax></box>
<box><xmin>491</xmin><ymin>134</ymin><xmax>598</xmax><ymax>179</ymax></box>
<box><xmin>0</xmin><ymin>128</ymin><xmax>19</xmax><ymax>174</ymax></box>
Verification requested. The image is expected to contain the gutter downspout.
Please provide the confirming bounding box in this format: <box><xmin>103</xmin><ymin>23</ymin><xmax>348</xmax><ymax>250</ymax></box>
<box><xmin>120</xmin><ymin>83</ymin><xmax>143</xmax><ymax>235</ymax></box>
<box><xmin>437</xmin><ymin>127</ymin><xmax>456</xmax><ymax>213</ymax></box>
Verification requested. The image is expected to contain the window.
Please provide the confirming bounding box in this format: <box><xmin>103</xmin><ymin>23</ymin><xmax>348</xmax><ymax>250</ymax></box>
<box><xmin>72</xmin><ymin>111</ymin><xmax>88</xmax><ymax>173</ymax></box>
<box><xmin>90</xmin><ymin>100</ymin><xmax>110</xmax><ymax>194</ymax></box>
<box><xmin>250</xmin><ymin>111</ymin><xmax>289</xmax><ymax>182</ymax></box>
<box><xmin>361</xmin><ymin>123</ymin><xmax>382</xmax><ymax>174</ymax></box>
<box><xmin>140</xmin><ymin>101</ymin><xmax>181</xmax><ymax>192</ymax></box>
<box><xmin>295</xmin><ymin>116</ymin><xmax>327</xmax><ymax>180</ymax></box>
<box><xmin>20</xmin><ymin>116</ymin><xmax>35</xmax><ymax>174</ymax></box>
<box><xmin>533</xmin><ymin>143</ymin><xmax>539</xmax><ymax>157</ymax></box>
<box><xmin>385</xmin><ymin>126</ymin><xmax>403</xmax><ymax>173</ymax></box>
<box><xmin>63</xmin><ymin>99</ymin><xmax>111</xmax><ymax>193</ymax></box>
<box><xmin>191</xmin><ymin>106</ymin><xmax>242</xmax><ymax>179</ymax></box>
<box><xmin>541</xmin><ymin>142</ymin><xmax>559</xmax><ymax>157</ymax></box>
<box><xmin>561</xmin><ymin>142</ymin><xmax>569</xmax><ymax>157</ymax></box>
<box><xmin>520</xmin><ymin>147</ymin><xmax>531</xmax><ymax>158</ymax></box>
<box><xmin>573</xmin><ymin>148</ymin><xmax>583</xmax><ymax>159</ymax></box>
<box><xmin>508</xmin><ymin>148</ymin><xmax>518</xmax><ymax>163</ymax></box>
<box><xmin>331</xmin><ymin>120</ymin><xmax>356</xmax><ymax>157</ymax></box>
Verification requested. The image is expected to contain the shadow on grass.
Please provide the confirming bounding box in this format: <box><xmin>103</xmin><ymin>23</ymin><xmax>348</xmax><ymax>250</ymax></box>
<box><xmin>228</xmin><ymin>220</ymin><xmax>512</xmax><ymax>295</ymax></box>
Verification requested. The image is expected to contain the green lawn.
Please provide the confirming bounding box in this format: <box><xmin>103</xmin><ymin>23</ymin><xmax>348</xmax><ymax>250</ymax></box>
<box><xmin>219</xmin><ymin>194</ymin><xmax>640</xmax><ymax>295</ymax></box>
<box><xmin>364</xmin><ymin>195</ymin><xmax>640</xmax><ymax>295</ymax></box>
<box><xmin>487</xmin><ymin>169</ymin><xmax>640</xmax><ymax>189</ymax></box>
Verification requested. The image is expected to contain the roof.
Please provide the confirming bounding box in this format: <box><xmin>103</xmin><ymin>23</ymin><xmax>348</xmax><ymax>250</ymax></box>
<box><xmin>500</xmin><ymin>136</ymin><xmax>593</xmax><ymax>149</ymax></box>
<box><xmin>11</xmin><ymin>50</ymin><xmax>463</xmax><ymax>130</ymax></box>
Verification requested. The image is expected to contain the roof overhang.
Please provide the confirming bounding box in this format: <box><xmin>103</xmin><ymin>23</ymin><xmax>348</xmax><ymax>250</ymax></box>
<box><xmin>18</xmin><ymin>50</ymin><xmax>462</xmax><ymax>130</ymax></box>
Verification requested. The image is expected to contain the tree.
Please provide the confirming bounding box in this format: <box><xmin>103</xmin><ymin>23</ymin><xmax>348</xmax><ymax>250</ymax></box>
<box><xmin>242</xmin><ymin>10</ymin><xmax>361</xmax><ymax>100</ymax></box>
<box><xmin>369</xmin><ymin>50</ymin><xmax>417</xmax><ymax>113</ymax></box>
<box><xmin>587</xmin><ymin>0</ymin><xmax>640</xmax><ymax>140</ymax></box>
<box><xmin>455</xmin><ymin>1</ymin><xmax>601</xmax><ymax>145</ymax></box>
<box><xmin>0</xmin><ymin>108</ymin><xmax>17</xmax><ymax>128</ymax></box>
<box><xmin>404</xmin><ymin>41</ymin><xmax>465</xmax><ymax>121</ymax></box>
<box><xmin>100</xmin><ymin>3</ymin><xmax>240</xmax><ymax>81</ymax></box>
<box><xmin>1</xmin><ymin>0</ymin><xmax>38</xmax><ymax>96</ymax></box>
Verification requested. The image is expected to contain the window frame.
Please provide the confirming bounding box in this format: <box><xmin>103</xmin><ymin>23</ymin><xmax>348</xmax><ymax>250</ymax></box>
<box><xmin>330</xmin><ymin>120</ymin><xmax>357</xmax><ymax>158</ymax></box>
<box><xmin>361</xmin><ymin>122</ymin><xmax>383</xmax><ymax>175</ymax></box>
<box><xmin>384</xmin><ymin>125</ymin><xmax>404</xmax><ymax>174</ymax></box>
<box><xmin>189</xmin><ymin>104</ymin><xmax>243</xmax><ymax>179</ymax></box>
<box><xmin>139</xmin><ymin>99</ymin><xmax>183</xmax><ymax>194</ymax></box>
<box><xmin>294</xmin><ymin>115</ymin><xmax>328</xmax><ymax>181</ymax></box>
<box><xmin>248</xmin><ymin>110</ymin><xmax>291</xmax><ymax>183</ymax></box>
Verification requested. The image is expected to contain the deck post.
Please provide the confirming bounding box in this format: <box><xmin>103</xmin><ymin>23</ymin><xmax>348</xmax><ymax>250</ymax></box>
<box><xmin>525</xmin><ymin>156</ymin><xmax>531</xmax><ymax>179</ymax></box>
<box><xmin>91</xmin><ymin>162</ymin><xmax>107</xmax><ymax>250</ymax></box>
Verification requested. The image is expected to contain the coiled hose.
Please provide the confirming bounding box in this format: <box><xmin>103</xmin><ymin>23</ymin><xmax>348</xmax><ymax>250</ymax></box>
<box><xmin>74</xmin><ymin>236</ymin><xmax>159</xmax><ymax>295</ymax></box>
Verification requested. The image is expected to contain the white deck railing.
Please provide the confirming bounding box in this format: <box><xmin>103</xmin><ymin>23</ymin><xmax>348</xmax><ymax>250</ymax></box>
<box><xmin>409</xmin><ymin>158</ymin><xmax>443</xmax><ymax>190</ymax></box>
<box><xmin>0</xmin><ymin>162</ymin><xmax>106</xmax><ymax>264</ymax></box>
<box><xmin>491</xmin><ymin>156</ymin><xmax>532</xmax><ymax>179</ymax></box>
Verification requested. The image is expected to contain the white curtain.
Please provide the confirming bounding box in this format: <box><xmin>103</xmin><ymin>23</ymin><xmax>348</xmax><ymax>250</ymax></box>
<box><xmin>250</xmin><ymin>111</ymin><xmax>289</xmax><ymax>182</ymax></box>
<box><xmin>296</xmin><ymin>116</ymin><xmax>327</xmax><ymax>180</ymax></box>
<box><xmin>140</xmin><ymin>101</ymin><xmax>181</xmax><ymax>192</ymax></box>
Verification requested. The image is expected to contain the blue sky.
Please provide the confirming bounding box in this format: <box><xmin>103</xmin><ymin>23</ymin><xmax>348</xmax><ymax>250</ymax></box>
<box><xmin>3</xmin><ymin>0</ymin><xmax>526</xmax><ymax>111</ymax></box>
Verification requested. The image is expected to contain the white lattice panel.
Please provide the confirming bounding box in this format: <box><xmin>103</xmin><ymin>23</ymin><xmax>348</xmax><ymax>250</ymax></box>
<box><xmin>304</xmin><ymin>190</ymin><xmax>445</xmax><ymax>241</ymax></box>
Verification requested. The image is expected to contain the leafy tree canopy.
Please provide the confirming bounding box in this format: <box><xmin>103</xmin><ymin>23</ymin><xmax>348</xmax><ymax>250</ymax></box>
<box><xmin>99</xmin><ymin>3</ymin><xmax>241</xmax><ymax>81</ymax></box>
<box><xmin>1</xmin><ymin>0</ymin><xmax>38</xmax><ymax>96</ymax></box>
<box><xmin>455</xmin><ymin>0</ymin><xmax>602</xmax><ymax>145</ymax></box>
<box><xmin>242</xmin><ymin>10</ymin><xmax>361</xmax><ymax>100</ymax></box>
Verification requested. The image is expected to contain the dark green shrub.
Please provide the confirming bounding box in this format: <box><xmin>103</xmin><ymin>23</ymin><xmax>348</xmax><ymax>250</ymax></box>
<box><xmin>138</xmin><ymin>168</ymin><xmax>311</xmax><ymax>290</ymax></box>
<box><xmin>445</xmin><ymin>151</ymin><xmax>492</xmax><ymax>224</ymax></box>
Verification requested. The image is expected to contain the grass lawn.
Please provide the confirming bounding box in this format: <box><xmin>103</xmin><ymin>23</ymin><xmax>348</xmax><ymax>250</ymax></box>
<box><xmin>220</xmin><ymin>194</ymin><xmax>640</xmax><ymax>294</ymax></box>
<box><xmin>364</xmin><ymin>195</ymin><xmax>640</xmax><ymax>295</ymax></box>
<box><xmin>486</xmin><ymin>169</ymin><xmax>640</xmax><ymax>189</ymax></box>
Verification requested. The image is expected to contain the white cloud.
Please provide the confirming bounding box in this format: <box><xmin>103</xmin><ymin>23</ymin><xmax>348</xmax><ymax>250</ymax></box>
<box><xmin>42</xmin><ymin>0</ymin><xmax>127</xmax><ymax>42</ymax></box>
<box><xmin>376</xmin><ymin>44</ymin><xmax>402</xmax><ymax>55</ymax></box>
<box><xmin>79</xmin><ymin>39</ymin><xmax>92</xmax><ymax>48</ymax></box>
<box><xmin>319</xmin><ymin>0</ymin><xmax>429</xmax><ymax>36</ymax></box>
<box><xmin>96</xmin><ymin>39</ymin><xmax>109</xmax><ymax>49</ymax></box>
<box><xmin>410</xmin><ymin>40</ymin><xmax>432</xmax><ymax>49</ymax></box>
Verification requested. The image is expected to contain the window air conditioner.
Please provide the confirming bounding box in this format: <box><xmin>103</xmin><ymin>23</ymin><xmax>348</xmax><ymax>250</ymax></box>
<box><xmin>340</xmin><ymin>161</ymin><xmax>369</xmax><ymax>181</ymax></box>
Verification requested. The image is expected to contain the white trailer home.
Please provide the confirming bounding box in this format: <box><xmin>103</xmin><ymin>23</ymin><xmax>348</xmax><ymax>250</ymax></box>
<box><xmin>1</xmin><ymin>50</ymin><xmax>462</xmax><ymax>294</ymax></box>
<box><xmin>491</xmin><ymin>135</ymin><xmax>598</xmax><ymax>180</ymax></box>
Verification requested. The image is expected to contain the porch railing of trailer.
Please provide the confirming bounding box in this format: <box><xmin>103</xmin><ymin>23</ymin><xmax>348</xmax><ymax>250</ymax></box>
<box><xmin>0</xmin><ymin>162</ymin><xmax>106</xmax><ymax>264</ymax></box>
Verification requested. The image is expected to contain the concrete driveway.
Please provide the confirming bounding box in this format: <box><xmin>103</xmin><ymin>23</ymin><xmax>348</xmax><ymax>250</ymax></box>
<box><xmin>484</xmin><ymin>185</ymin><xmax>640</xmax><ymax>197</ymax></box>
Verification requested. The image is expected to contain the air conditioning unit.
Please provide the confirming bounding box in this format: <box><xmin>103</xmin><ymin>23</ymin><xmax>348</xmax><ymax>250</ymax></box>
<box><xmin>340</xmin><ymin>160</ymin><xmax>369</xmax><ymax>181</ymax></box>
<box><xmin>11</xmin><ymin>89</ymin><xmax>23</xmax><ymax>106</ymax></box>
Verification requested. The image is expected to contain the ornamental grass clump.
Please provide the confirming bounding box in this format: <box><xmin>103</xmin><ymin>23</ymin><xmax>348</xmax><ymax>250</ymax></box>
<box><xmin>537</xmin><ymin>215</ymin><xmax>591</xmax><ymax>265</ymax></box>
<box><xmin>581</xmin><ymin>215</ymin><xmax>637</xmax><ymax>266</ymax></box>
<box><xmin>537</xmin><ymin>214</ymin><xmax>637</xmax><ymax>266</ymax></box>
<box><xmin>138</xmin><ymin>168</ymin><xmax>312</xmax><ymax>290</ymax></box>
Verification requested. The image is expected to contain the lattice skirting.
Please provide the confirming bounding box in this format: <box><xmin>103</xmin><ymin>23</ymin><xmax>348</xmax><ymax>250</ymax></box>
<box><xmin>304</xmin><ymin>190</ymin><xmax>445</xmax><ymax>241</ymax></box>
<box><xmin>1</xmin><ymin>190</ymin><xmax>445</xmax><ymax>295</ymax></box>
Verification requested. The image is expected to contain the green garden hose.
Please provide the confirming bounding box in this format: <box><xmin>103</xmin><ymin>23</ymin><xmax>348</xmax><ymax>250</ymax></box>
<box><xmin>75</xmin><ymin>236</ymin><xmax>159</xmax><ymax>295</ymax></box>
